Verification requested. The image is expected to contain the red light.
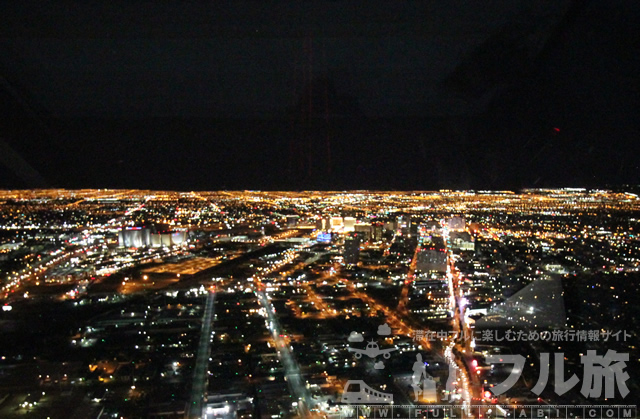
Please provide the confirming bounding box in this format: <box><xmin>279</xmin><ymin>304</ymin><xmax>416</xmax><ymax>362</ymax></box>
<box><xmin>471</xmin><ymin>359</ymin><xmax>478</xmax><ymax>368</ymax></box>
<box><xmin>484</xmin><ymin>391</ymin><xmax>492</xmax><ymax>399</ymax></box>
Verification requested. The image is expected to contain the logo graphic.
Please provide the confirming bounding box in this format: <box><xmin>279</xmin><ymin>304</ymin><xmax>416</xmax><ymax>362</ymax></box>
<box><xmin>411</xmin><ymin>353</ymin><xmax>437</xmax><ymax>402</ymax></box>
<box><xmin>341</xmin><ymin>380</ymin><xmax>393</xmax><ymax>404</ymax></box>
<box><xmin>442</xmin><ymin>362</ymin><xmax>458</xmax><ymax>401</ymax></box>
<box><xmin>475</xmin><ymin>274</ymin><xmax>565</xmax><ymax>329</ymax></box>
<box><xmin>348</xmin><ymin>340</ymin><xmax>397</xmax><ymax>360</ymax></box>
<box><xmin>342</xmin><ymin>324</ymin><xmax>399</xmax><ymax>405</ymax></box>
<box><xmin>377</xmin><ymin>323</ymin><xmax>392</xmax><ymax>336</ymax></box>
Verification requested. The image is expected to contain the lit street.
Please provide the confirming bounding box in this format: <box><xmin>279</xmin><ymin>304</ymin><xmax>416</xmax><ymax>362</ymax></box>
<box><xmin>187</xmin><ymin>290</ymin><xmax>216</xmax><ymax>418</ymax></box>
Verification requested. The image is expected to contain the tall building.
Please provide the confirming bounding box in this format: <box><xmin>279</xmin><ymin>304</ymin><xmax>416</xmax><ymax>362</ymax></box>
<box><xmin>330</xmin><ymin>216</ymin><xmax>343</xmax><ymax>231</ymax></box>
<box><xmin>422</xmin><ymin>221</ymin><xmax>442</xmax><ymax>234</ymax></box>
<box><xmin>286</xmin><ymin>215</ymin><xmax>299</xmax><ymax>228</ymax></box>
<box><xmin>343</xmin><ymin>233</ymin><xmax>361</xmax><ymax>265</ymax></box>
<box><xmin>372</xmin><ymin>222</ymin><xmax>384</xmax><ymax>242</ymax></box>
<box><xmin>316</xmin><ymin>217</ymin><xmax>331</xmax><ymax>231</ymax></box>
<box><xmin>416</xmin><ymin>237</ymin><xmax>447</xmax><ymax>273</ymax></box>
<box><xmin>354</xmin><ymin>223</ymin><xmax>372</xmax><ymax>241</ymax></box>
<box><xmin>446</xmin><ymin>216</ymin><xmax>465</xmax><ymax>231</ymax></box>
<box><xmin>416</xmin><ymin>249</ymin><xmax>447</xmax><ymax>273</ymax></box>
<box><xmin>399</xmin><ymin>215</ymin><xmax>419</xmax><ymax>237</ymax></box>
<box><xmin>383</xmin><ymin>220</ymin><xmax>397</xmax><ymax>232</ymax></box>
<box><xmin>409</xmin><ymin>218</ymin><xmax>419</xmax><ymax>237</ymax></box>
<box><xmin>343</xmin><ymin>217</ymin><xmax>356</xmax><ymax>232</ymax></box>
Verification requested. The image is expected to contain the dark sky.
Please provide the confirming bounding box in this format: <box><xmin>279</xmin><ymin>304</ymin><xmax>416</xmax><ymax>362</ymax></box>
<box><xmin>0</xmin><ymin>1</ymin><xmax>638</xmax><ymax>191</ymax></box>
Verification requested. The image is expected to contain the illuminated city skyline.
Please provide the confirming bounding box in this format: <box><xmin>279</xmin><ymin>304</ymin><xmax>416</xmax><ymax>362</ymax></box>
<box><xmin>0</xmin><ymin>187</ymin><xmax>637</xmax><ymax>417</ymax></box>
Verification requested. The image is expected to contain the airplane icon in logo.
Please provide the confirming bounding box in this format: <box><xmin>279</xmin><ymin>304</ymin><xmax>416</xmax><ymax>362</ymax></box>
<box><xmin>348</xmin><ymin>340</ymin><xmax>398</xmax><ymax>359</ymax></box>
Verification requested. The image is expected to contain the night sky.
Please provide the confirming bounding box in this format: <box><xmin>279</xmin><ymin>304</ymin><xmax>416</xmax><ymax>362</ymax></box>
<box><xmin>0</xmin><ymin>1</ymin><xmax>638</xmax><ymax>191</ymax></box>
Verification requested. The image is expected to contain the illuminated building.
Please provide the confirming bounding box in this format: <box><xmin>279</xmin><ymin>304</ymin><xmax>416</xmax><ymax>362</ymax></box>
<box><xmin>343</xmin><ymin>217</ymin><xmax>356</xmax><ymax>232</ymax></box>
<box><xmin>150</xmin><ymin>231</ymin><xmax>187</xmax><ymax>247</ymax></box>
<box><xmin>449</xmin><ymin>231</ymin><xmax>474</xmax><ymax>251</ymax></box>
<box><xmin>330</xmin><ymin>216</ymin><xmax>343</xmax><ymax>231</ymax></box>
<box><xmin>119</xmin><ymin>227</ymin><xmax>187</xmax><ymax>248</ymax></box>
<box><xmin>446</xmin><ymin>216</ymin><xmax>465</xmax><ymax>231</ymax></box>
<box><xmin>118</xmin><ymin>227</ymin><xmax>152</xmax><ymax>248</ymax></box>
